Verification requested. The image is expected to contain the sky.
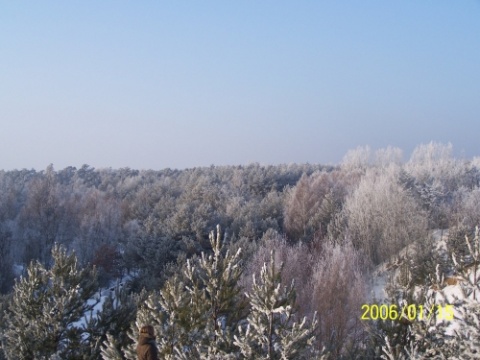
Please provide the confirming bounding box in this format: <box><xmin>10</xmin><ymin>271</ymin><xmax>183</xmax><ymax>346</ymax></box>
<box><xmin>1</xmin><ymin>1</ymin><xmax>479</xmax><ymax>171</ymax></box>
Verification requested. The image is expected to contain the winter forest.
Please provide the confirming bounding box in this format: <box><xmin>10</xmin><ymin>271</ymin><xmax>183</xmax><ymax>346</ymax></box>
<box><xmin>1</xmin><ymin>142</ymin><xmax>480</xmax><ymax>359</ymax></box>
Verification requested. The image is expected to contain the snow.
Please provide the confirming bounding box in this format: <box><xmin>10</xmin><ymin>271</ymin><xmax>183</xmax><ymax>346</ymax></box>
<box><xmin>370</xmin><ymin>227</ymin><xmax>480</xmax><ymax>349</ymax></box>
<box><xmin>432</xmin><ymin>229</ymin><xmax>449</xmax><ymax>252</ymax></box>
<box><xmin>441</xmin><ymin>284</ymin><xmax>465</xmax><ymax>303</ymax></box>
<box><xmin>72</xmin><ymin>276</ymin><xmax>131</xmax><ymax>329</ymax></box>
<box><xmin>72</xmin><ymin>292</ymin><xmax>109</xmax><ymax>329</ymax></box>
<box><xmin>370</xmin><ymin>272</ymin><xmax>388</xmax><ymax>301</ymax></box>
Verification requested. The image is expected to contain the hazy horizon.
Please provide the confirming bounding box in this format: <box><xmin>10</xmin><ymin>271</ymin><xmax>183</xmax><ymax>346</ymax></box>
<box><xmin>2</xmin><ymin>2</ymin><xmax>479</xmax><ymax>171</ymax></box>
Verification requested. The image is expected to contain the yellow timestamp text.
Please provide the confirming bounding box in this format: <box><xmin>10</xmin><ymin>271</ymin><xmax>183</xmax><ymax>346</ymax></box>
<box><xmin>360</xmin><ymin>304</ymin><xmax>454</xmax><ymax>321</ymax></box>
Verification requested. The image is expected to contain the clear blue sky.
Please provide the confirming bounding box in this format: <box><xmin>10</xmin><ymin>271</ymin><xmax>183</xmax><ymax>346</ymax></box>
<box><xmin>1</xmin><ymin>1</ymin><xmax>479</xmax><ymax>170</ymax></box>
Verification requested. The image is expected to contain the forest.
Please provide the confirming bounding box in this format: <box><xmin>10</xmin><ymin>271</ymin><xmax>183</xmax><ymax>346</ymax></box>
<box><xmin>1</xmin><ymin>142</ymin><xmax>480</xmax><ymax>359</ymax></box>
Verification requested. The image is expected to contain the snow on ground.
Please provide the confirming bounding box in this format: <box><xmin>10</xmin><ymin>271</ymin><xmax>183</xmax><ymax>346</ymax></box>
<box><xmin>369</xmin><ymin>269</ymin><xmax>388</xmax><ymax>302</ymax></box>
<box><xmin>72</xmin><ymin>275</ymin><xmax>132</xmax><ymax>330</ymax></box>
<box><xmin>72</xmin><ymin>290</ymin><xmax>109</xmax><ymax>330</ymax></box>
<box><xmin>369</xmin><ymin>229</ymin><xmax>476</xmax><ymax>324</ymax></box>
<box><xmin>426</xmin><ymin>283</ymin><xmax>467</xmax><ymax>337</ymax></box>
<box><xmin>432</xmin><ymin>229</ymin><xmax>449</xmax><ymax>252</ymax></box>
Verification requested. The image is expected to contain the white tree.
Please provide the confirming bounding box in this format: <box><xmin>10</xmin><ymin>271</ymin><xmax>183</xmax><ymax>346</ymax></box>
<box><xmin>406</xmin><ymin>142</ymin><xmax>467</xmax><ymax>203</ymax></box>
<box><xmin>283</xmin><ymin>173</ymin><xmax>322</xmax><ymax>241</ymax></box>
<box><xmin>406</xmin><ymin>142</ymin><xmax>456</xmax><ymax>182</ymax></box>
<box><xmin>341</xmin><ymin>145</ymin><xmax>372</xmax><ymax>171</ymax></box>
<box><xmin>343</xmin><ymin>166</ymin><xmax>428</xmax><ymax>264</ymax></box>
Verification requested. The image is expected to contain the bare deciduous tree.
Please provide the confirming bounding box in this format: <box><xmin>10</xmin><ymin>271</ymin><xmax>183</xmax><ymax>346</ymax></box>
<box><xmin>308</xmin><ymin>242</ymin><xmax>368</xmax><ymax>358</ymax></box>
<box><xmin>343</xmin><ymin>166</ymin><xmax>429</xmax><ymax>264</ymax></box>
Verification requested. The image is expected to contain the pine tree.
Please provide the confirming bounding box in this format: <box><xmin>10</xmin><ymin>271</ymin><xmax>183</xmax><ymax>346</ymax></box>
<box><xmin>1</xmin><ymin>245</ymin><xmax>99</xmax><ymax>359</ymax></box>
<box><xmin>234</xmin><ymin>251</ymin><xmax>317</xmax><ymax>360</ymax></box>
<box><xmin>383</xmin><ymin>226</ymin><xmax>480</xmax><ymax>359</ymax></box>
<box><xmin>104</xmin><ymin>225</ymin><xmax>246</xmax><ymax>359</ymax></box>
<box><xmin>184</xmin><ymin>224</ymin><xmax>246</xmax><ymax>358</ymax></box>
<box><xmin>381</xmin><ymin>335</ymin><xmax>423</xmax><ymax>360</ymax></box>
<box><xmin>100</xmin><ymin>334</ymin><xmax>126</xmax><ymax>360</ymax></box>
<box><xmin>87</xmin><ymin>282</ymin><xmax>137</xmax><ymax>360</ymax></box>
<box><xmin>443</xmin><ymin>226</ymin><xmax>480</xmax><ymax>358</ymax></box>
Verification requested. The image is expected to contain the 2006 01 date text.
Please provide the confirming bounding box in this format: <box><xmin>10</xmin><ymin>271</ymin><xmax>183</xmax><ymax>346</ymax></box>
<box><xmin>360</xmin><ymin>304</ymin><xmax>453</xmax><ymax>321</ymax></box>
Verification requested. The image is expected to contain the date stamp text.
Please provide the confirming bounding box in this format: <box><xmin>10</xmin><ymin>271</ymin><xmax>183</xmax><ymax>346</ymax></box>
<box><xmin>360</xmin><ymin>304</ymin><xmax>454</xmax><ymax>322</ymax></box>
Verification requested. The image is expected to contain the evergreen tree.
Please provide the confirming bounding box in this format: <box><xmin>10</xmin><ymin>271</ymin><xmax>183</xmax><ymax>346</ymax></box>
<box><xmin>85</xmin><ymin>283</ymin><xmax>137</xmax><ymax>360</ymax></box>
<box><xmin>100</xmin><ymin>334</ymin><xmax>126</xmax><ymax>360</ymax></box>
<box><xmin>185</xmin><ymin>224</ymin><xmax>246</xmax><ymax>358</ymax></box>
<box><xmin>103</xmin><ymin>225</ymin><xmax>246</xmax><ymax>359</ymax></box>
<box><xmin>383</xmin><ymin>226</ymin><xmax>480</xmax><ymax>359</ymax></box>
<box><xmin>381</xmin><ymin>335</ymin><xmax>422</xmax><ymax>360</ymax></box>
<box><xmin>234</xmin><ymin>251</ymin><xmax>317</xmax><ymax>360</ymax></box>
<box><xmin>1</xmin><ymin>245</ymin><xmax>99</xmax><ymax>359</ymax></box>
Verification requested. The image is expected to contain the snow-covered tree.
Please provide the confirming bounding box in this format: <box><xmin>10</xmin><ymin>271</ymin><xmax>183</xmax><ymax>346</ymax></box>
<box><xmin>308</xmin><ymin>242</ymin><xmax>368</xmax><ymax>358</ymax></box>
<box><xmin>234</xmin><ymin>251</ymin><xmax>317</xmax><ymax>359</ymax></box>
<box><xmin>381</xmin><ymin>335</ymin><xmax>422</xmax><ymax>360</ymax></box>
<box><xmin>405</xmin><ymin>142</ymin><xmax>468</xmax><ymax>229</ymax></box>
<box><xmin>183</xmin><ymin>225</ymin><xmax>246</xmax><ymax>358</ymax></box>
<box><xmin>343</xmin><ymin>166</ymin><xmax>428</xmax><ymax>264</ymax></box>
<box><xmin>1</xmin><ymin>245</ymin><xmax>99</xmax><ymax>359</ymax></box>
<box><xmin>405</xmin><ymin>142</ymin><xmax>458</xmax><ymax>185</ymax></box>
<box><xmin>382</xmin><ymin>227</ymin><xmax>480</xmax><ymax>359</ymax></box>
<box><xmin>18</xmin><ymin>165</ymin><xmax>64</xmax><ymax>265</ymax></box>
<box><xmin>100</xmin><ymin>334</ymin><xmax>126</xmax><ymax>360</ymax></box>
<box><xmin>103</xmin><ymin>225</ymin><xmax>246</xmax><ymax>359</ymax></box>
<box><xmin>374</xmin><ymin>146</ymin><xmax>404</xmax><ymax>168</ymax></box>
<box><xmin>122</xmin><ymin>222</ymin><xmax>178</xmax><ymax>291</ymax></box>
<box><xmin>283</xmin><ymin>173</ymin><xmax>322</xmax><ymax>242</ymax></box>
<box><xmin>341</xmin><ymin>145</ymin><xmax>372</xmax><ymax>172</ymax></box>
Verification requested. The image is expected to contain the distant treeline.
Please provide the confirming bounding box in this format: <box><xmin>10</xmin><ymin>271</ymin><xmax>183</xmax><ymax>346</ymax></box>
<box><xmin>1</xmin><ymin>143</ymin><xmax>480</xmax><ymax>292</ymax></box>
<box><xmin>1</xmin><ymin>142</ymin><xmax>480</xmax><ymax>358</ymax></box>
